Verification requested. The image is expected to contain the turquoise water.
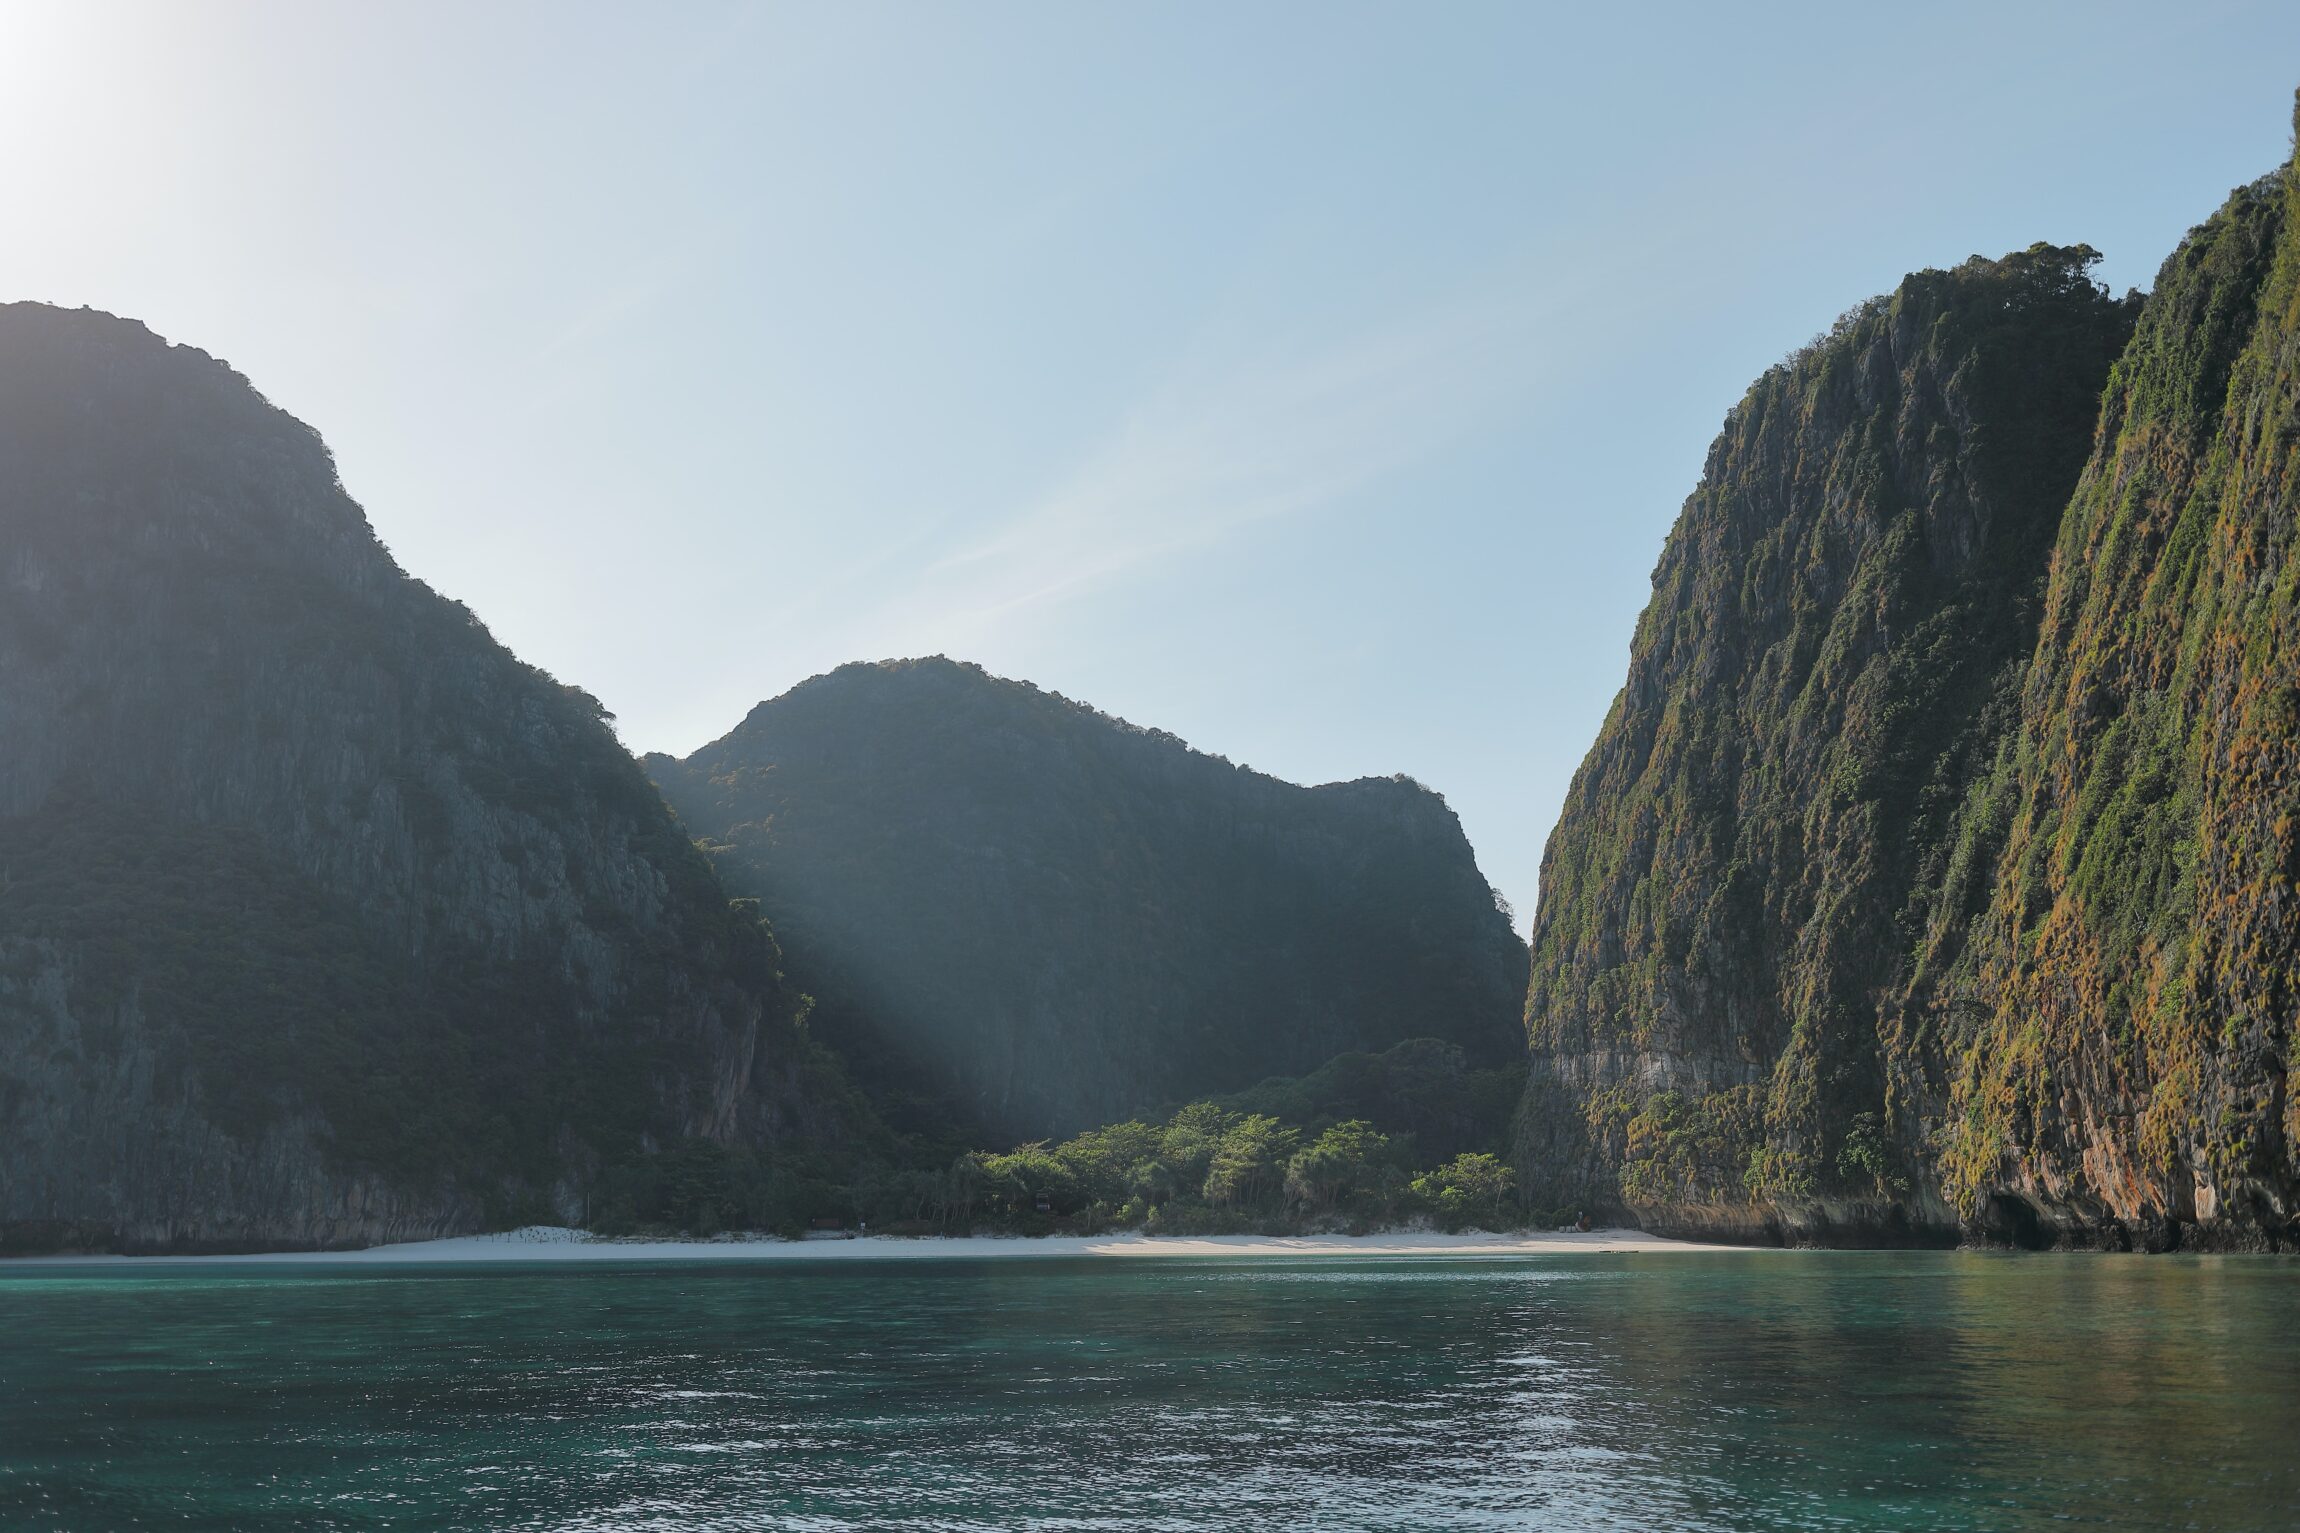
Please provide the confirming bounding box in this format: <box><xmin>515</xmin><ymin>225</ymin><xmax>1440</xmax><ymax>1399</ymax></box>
<box><xmin>0</xmin><ymin>1251</ymin><xmax>2294</xmax><ymax>1531</ymax></box>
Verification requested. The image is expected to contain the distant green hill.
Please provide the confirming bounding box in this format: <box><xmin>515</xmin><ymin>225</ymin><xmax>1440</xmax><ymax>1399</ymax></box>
<box><xmin>1520</xmin><ymin>107</ymin><xmax>2300</xmax><ymax>1253</ymax></box>
<box><xmin>650</xmin><ymin>658</ymin><xmax>1529</xmax><ymax>1143</ymax></box>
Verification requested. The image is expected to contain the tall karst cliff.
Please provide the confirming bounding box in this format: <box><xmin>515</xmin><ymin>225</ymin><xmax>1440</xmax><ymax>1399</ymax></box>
<box><xmin>651</xmin><ymin>658</ymin><xmax>1529</xmax><ymax>1142</ymax></box>
<box><xmin>1517</xmin><ymin>246</ymin><xmax>2141</xmax><ymax>1243</ymax></box>
<box><xmin>0</xmin><ymin>305</ymin><xmax>845</xmax><ymax>1252</ymax></box>
<box><xmin>1523</xmin><ymin>121</ymin><xmax>2300</xmax><ymax>1252</ymax></box>
<box><xmin>1911</xmin><ymin>160</ymin><xmax>2300</xmax><ymax>1250</ymax></box>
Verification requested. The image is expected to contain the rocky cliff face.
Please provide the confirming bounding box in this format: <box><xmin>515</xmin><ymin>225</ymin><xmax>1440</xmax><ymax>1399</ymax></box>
<box><xmin>0</xmin><ymin>304</ymin><xmax>839</xmax><ymax>1252</ymax></box>
<box><xmin>1911</xmin><ymin>161</ymin><xmax>2300</xmax><ymax>1250</ymax></box>
<box><xmin>651</xmin><ymin>658</ymin><xmax>1529</xmax><ymax>1142</ymax></box>
<box><xmin>1516</xmin><ymin>246</ymin><xmax>2140</xmax><ymax>1244</ymax></box>
<box><xmin>1524</xmin><ymin>124</ymin><xmax>2300</xmax><ymax>1252</ymax></box>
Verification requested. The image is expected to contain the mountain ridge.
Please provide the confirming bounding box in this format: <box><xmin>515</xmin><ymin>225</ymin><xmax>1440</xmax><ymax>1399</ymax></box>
<box><xmin>651</xmin><ymin>655</ymin><xmax>1530</xmax><ymax>1143</ymax></box>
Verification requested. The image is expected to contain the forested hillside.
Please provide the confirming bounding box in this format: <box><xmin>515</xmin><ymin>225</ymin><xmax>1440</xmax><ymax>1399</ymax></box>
<box><xmin>1520</xmin><ymin>123</ymin><xmax>2300</xmax><ymax>1251</ymax></box>
<box><xmin>0</xmin><ymin>305</ymin><xmax>862</xmax><ymax>1252</ymax></box>
<box><xmin>651</xmin><ymin>658</ymin><xmax>1529</xmax><ymax>1141</ymax></box>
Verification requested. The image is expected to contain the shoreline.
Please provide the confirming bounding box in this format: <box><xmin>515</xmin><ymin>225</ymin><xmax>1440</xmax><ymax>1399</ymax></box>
<box><xmin>11</xmin><ymin>1225</ymin><xmax>1743</xmax><ymax>1265</ymax></box>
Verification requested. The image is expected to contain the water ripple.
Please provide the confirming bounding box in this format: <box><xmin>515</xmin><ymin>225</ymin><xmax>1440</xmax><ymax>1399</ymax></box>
<box><xmin>0</xmin><ymin>1253</ymin><xmax>2295</xmax><ymax>1530</ymax></box>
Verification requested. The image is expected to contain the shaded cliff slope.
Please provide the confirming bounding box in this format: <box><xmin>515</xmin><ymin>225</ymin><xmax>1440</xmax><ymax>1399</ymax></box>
<box><xmin>651</xmin><ymin>658</ymin><xmax>1529</xmax><ymax>1142</ymax></box>
<box><xmin>0</xmin><ymin>304</ymin><xmax>847</xmax><ymax>1252</ymax></box>
<box><xmin>1516</xmin><ymin>245</ymin><xmax>2141</xmax><ymax>1242</ymax></box>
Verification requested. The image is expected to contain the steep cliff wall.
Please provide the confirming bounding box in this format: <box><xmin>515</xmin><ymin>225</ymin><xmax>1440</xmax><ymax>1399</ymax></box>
<box><xmin>1516</xmin><ymin>246</ymin><xmax>2139</xmax><ymax>1243</ymax></box>
<box><xmin>1910</xmin><ymin>159</ymin><xmax>2300</xmax><ymax>1250</ymax></box>
<box><xmin>652</xmin><ymin>658</ymin><xmax>1529</xmax><ymax>1142</ymax></box>
<box><xmin>0</xmin><ymin>304</ymin><xmax>840</xmax><ymax>1251</ymax></box>
<box><xmin>1527</xmin><ymin>111</ymin><xmax>2300</xmax><ymax>1251</ymax></box>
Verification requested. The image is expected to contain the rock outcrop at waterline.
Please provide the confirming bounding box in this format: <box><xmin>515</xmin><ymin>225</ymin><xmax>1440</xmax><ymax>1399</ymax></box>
<box><xmin>1519</xmin><ymin>123</ymin><xmax>2300</xmax><ymax>1252</ymax></box>
<box><xmin>651</xmin><ymin>658</ymin><xmax>1529</xmax><ymax>1142</ymax></box>
<box><xmin>0</xmin><ymin>305</ymin><xmax>845</xmax><ymax>1252</ymax></box>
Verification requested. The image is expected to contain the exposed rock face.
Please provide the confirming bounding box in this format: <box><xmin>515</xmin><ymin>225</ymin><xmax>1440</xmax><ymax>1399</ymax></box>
<box><xmin>1525</xmin><ymin>123</ymin><xmax>2300</xmax><ymax>1251</ymax></box>
<box><xmin>651</xmin><ymin>658</ymin><xmax>1529</xmax><ymax>1142</ymax></box>
<box><xmin>0</xmin><ymin>304</ymin><xmax>835</xmax><ymax>1252</ymax></box>
<box><xmin>1516</xmin><ymin>247</ymin><xmax>2140</xmax><ymax>1244</ymax></box>
<box><xmin>1915</xmin><ymin>163</ymin><xmax>2300</xmax><ymax>1251</ymax></box>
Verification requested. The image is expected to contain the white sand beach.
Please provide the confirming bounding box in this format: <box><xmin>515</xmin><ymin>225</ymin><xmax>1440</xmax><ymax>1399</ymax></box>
<box><xmin>37</xmin><ymin>1225</ymin><xmax>1740</xmax><ymax>1264</ymax></box>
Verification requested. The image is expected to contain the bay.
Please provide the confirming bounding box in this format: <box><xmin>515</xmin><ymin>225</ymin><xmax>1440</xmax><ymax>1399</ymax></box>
<box><xmin>0</xmin><ymin>1250</ymin><xmax>2293</xmax><ymax>1531</ymax></box>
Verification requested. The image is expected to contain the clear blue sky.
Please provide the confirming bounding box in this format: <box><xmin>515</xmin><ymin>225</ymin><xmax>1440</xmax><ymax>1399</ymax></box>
<box><xmin>5</xmin><ymin>2</ymin><xmax>2297</xmax><ymax>922</ymax></box>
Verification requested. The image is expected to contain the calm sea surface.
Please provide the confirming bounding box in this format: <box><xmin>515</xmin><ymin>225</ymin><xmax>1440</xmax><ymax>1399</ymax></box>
<box><xmin>0</xmin><ymin>1250</ymin><xmax>2294</xmax><ymax>1531</ymax></box>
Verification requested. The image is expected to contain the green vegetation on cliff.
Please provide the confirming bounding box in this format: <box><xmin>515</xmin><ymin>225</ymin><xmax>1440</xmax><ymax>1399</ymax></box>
<box><xmin>1912</xmin><ymin>156</ymin><xmax>2300</xmax><ymax>1243</ymax></box>
<box><xmin>1518</xmin><ymin>242</ymin><xmax>2137</xmax><ymax>1240</ymax></box>
<box><xmin>1521</xmin><ymin>104</ymin><xmax>2300</xmax><ymax>1252</ymax></box>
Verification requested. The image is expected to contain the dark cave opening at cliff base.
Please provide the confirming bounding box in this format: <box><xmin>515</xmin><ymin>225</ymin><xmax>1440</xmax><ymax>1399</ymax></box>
<box><xmin>1982</xmin><ymin>1193</ymin><xmax>2056</xmax><ymax>1251</ymax></box>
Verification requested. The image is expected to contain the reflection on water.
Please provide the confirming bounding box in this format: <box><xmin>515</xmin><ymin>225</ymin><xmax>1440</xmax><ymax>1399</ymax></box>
<box><xmin>0</xmin><ymin>1252</ymin><xmax>2294</xmax><ymax>1531</ymax></box>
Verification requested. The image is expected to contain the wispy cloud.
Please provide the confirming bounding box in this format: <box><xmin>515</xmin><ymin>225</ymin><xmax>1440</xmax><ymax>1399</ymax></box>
<box><xmin>858</xmin><ymin>282</ymin><xmax>1548</xmax><ymax>654</ymax></box>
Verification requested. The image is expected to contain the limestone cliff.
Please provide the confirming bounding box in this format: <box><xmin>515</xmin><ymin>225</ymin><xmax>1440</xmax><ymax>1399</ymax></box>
<box><xmin>1911</xmin><ymin>160</ymin><xmax>2300</xmax><ymax>1250</ymax></box>
<box><xmin>1516</xmin><ymin>246</ymin><xmax>2140</xmax><ymax>1243</ymax></box>
<box><xmin>1524</xmin><ymin>119</ymin><xmax>2300</xmax><ymax>1251</ymax></box>
<box><xmin>0</xmin><ymin>304</ymin><xmax>841</xmax><ymax>1252</ymax></box>
<box><xmin>651</xmin><ymin>658</ymin><xmax>1529</xmax><ymax>1142</ymax></box>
